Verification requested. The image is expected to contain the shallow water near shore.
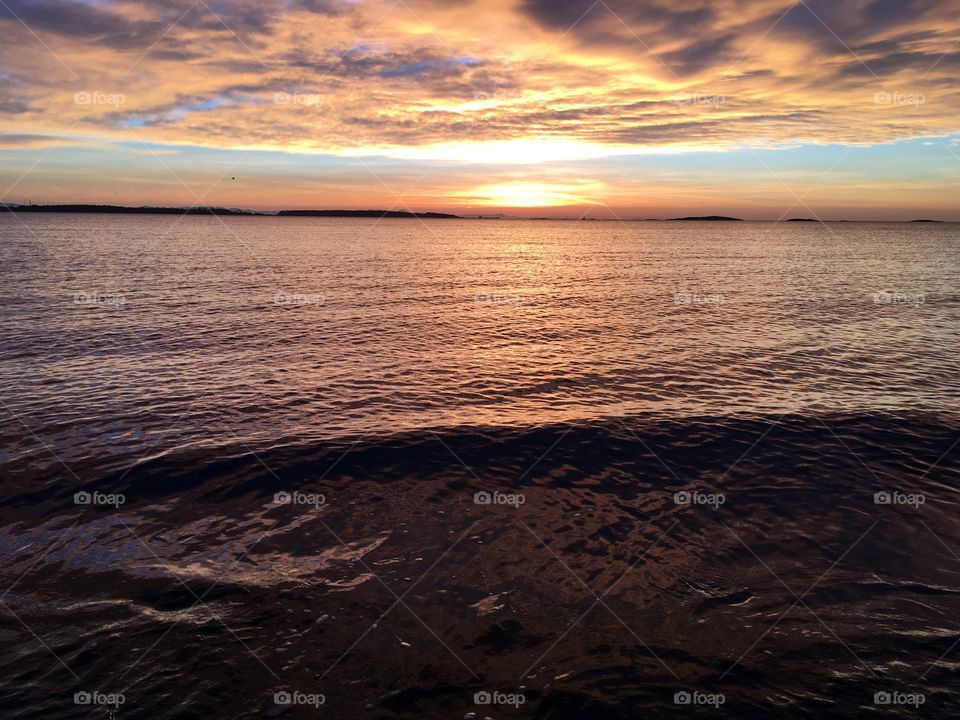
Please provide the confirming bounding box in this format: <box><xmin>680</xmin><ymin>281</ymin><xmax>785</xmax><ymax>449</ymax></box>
<box><xmin>1</xmin><ymin>215</ymin><xmax>959</xmax><ymax>718</ymax></box>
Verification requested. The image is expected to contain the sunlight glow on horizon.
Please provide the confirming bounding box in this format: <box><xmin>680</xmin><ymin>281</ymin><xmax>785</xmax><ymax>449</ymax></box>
<box><xmin>455</xmin><ymin>182</ymin><xmax>607</xmax><ymax>207</ymax></box>
<box><xmin>0</xmin><ymin>0</ymin><xmax>957</xmax><ymax>217</ymax></box>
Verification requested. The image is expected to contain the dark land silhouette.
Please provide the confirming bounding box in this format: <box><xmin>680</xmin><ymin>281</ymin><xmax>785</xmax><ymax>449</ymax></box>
<box><xmin>670</xmin><ymin>215</ymin><xmax>744</xmax><ymax>221</ymax></box>
<box><xmin>1</xmin><ymin>204</ymin><xmax>459</xmax><ymax>219</ymax></box>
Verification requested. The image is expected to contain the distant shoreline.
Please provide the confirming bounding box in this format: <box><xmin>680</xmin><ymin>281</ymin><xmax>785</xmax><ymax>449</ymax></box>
<box><xmin>0</xmin><ymin>204</ymin><xmax>459</xmax><ymax>219</ymax></box>
<box><xmin>0</xmin><ymin>204</ymin><xmax>954</xmax><ymax>222</ymax></box>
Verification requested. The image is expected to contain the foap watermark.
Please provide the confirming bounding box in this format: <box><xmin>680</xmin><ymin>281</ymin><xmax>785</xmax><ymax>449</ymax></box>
<box><xmin>273</xmin><ymin>490</ymin><xmax>326</xmax><ymax>508</ymax></box>
<box><xmin>674</xmin><ymin>291</ymin><xmax>725</xmax><ymax>305</ymax></box>
<box><xmin>474</xmin><ymin>690</ymin><xmax>526</xmax><ymax>708</ymax></box>
<box><xmin>475</xmin><ymin>292</ymin><xmax>524</xmax><ymax>305</ymax></box>
<box><xmin>674</xmin><ymin>690</ymin><xmax>725</xmax><ymax>708</ymax></box>
<box><xmin>74</xmin><ymin>91</ymin><xmax>125</xmax><ymax>107</ymax></box>
<box><xmin>273</xmin><ymin>690</ymin><xmax>325</xmax><ymax>708</ymax></box>
<box><xmin>873</xmin><ymin>91</ymin><xmax>925</xmax><ymax>108</ymax></box>
<box><xmin>74</xmin><ymin>691</ymin><xmax>125</xmax><ymax>708</ymax></box>
<box><xmin>273</xmin><ymin>92</ymin><xmax>324</xmax><ymax>107</ymax></box>
<box><xmin>873</xmin><ymin>291</ymin><xmax>924</xmax><ymax>305</ymax></box>
<box><xmin>74</xmin><ymin>490</ymin><xmax>125</xmax><ymax>508</ymax></box>
<box><xmin>675</xmin><ymin>93</ymin><xmax>726</xmax><ymax>108</ymax></box>
<box><xmin>874</xmin><ymin>690</ymin><xmax>925</xmax><ymax>707</ymax></box>
<box><xmin>274</xmin><ymin>292</ymin><xmax>325</xmax><ymax>306</ymax></box>
<box><xmin>874</xmin><ymin>490</ymin><xmax>925</xmax><ymax>509</ymax></box>
<box><xmin>473</xmin><ymin>89</ymin><xmax>524</xmax><ymax>102</ymax></box>
<box><xmin>474</xmin><ymin>490</ymin><xmax>525</xmax><ymax>508</ymax></box>
<box><xmin>674</xmin><ymin>489</ymin><xmax>725</xmax><ymax>509</ymax></box>
<box><xmin>74</xmin><ymin>292</ymin><xmax>125</xmax><ymax>306</ymax></box>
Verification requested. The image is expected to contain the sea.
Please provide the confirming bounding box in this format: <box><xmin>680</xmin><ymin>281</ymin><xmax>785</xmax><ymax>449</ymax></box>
<box><xmin>1</xmin><ymin>214</ymin><xmax>959</xmax><ymax>718</ymax></box>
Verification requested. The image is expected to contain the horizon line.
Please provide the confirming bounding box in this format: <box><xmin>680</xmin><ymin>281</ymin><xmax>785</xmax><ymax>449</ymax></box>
<box><xmin>1</xmin><ymin>204</ymin><xmax>957</xmax><ymax>223</ymax></box>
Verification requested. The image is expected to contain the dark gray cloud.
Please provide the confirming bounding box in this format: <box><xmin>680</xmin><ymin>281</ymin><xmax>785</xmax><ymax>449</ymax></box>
<box><xmin>518</xmin><ymin>0</ymin><xmax>722</xmax><ymax>75</ymax></box>
<box><xmin>765</xmin><ymin>0</ymin><xmax>951</xmax><ymax>50</ymax></box>
<box><xmin>0</xmin><ymin>98</ymin><xmax>33</xmax><ymax>113</ymax></box>
<box><xmin>0</xmin><ymin>0</ymin><xmax>166</xmax><ymax>49</ymax></box>
<box><xmin>0</xmin><ymin>0</ymin><xmax>339</xmax><ymax>49</ymax></box>
<box><xmin>0</xmin><ymin>132</ymin><xmax>60</xmax><ymax>143</ymax></box>
<box><xmin>520</xmin><ymin>0</ymin><xmax>715</xmax><ymax>38</ymax></box>
<box><xmin>663</xmin><ymin>32</ymin><xmax>737</xmax><ymax>75</ymax></box>
<box><xmin>519</xmin><ymin>0</ymin><xmax>960</xmax><ymax>82</ymax></box>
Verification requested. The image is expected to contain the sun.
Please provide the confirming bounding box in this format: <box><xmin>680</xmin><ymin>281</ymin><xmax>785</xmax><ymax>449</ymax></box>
<box><xmin>454</xmin><ymin>181</ymin><xmax>605</xmax><ymax>208</ymax></box>
<box><xmin>476</xmin><ymin>183</ymin><xmax>585</xmax><ymax>207</ymax></box>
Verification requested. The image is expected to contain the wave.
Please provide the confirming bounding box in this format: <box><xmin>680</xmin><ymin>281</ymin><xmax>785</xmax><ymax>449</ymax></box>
<box><xmin>2</xmin><ymin>410</ymin><xmax>959</xmax><ymax>719</ymax></box>
<box><xmin>3</xmin><ymin>410</ymin><xmax>958</xmax><ymax>510</ymax></box>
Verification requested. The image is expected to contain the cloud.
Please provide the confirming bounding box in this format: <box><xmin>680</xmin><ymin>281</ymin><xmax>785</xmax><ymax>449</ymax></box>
<box><xmin>0</xmin><ymin>0</ymin><xmax>956</xmax><ymax>161</ymax></box>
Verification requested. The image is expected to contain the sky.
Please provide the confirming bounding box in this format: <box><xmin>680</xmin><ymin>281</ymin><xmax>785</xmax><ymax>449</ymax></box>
<box><xmin>0</xmin><ymin>0</ymin><xmax>958</xmax><ymax>219</ymax></box>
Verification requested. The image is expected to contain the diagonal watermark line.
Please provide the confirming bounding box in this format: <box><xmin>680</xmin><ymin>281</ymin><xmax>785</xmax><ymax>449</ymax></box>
<box><xmin>748</xmin><ymin>145</ymin><xmax>850</xmax><ymax>220</ymax></box>
<box><xmin>616</xmin><ymin>421</ymin><xmax>684</xmax><ymax>484</ymax></box>
<box><xmin>797</xmin><ymin>0</ymin><xmax>880</xmax><ymax>80</ymax></box>
<box><xmin>315</xmin><ymin>438</ymin><xmax>364</xmax><ymax>482</ymax></box>
<box><xmin>127</xmin><ymin>157</ymin><xmax>247</xmax><ymax>257</ymax></box>
<box><xmin>428</xmin><ymin>430</ymin><xmax>483</xmax><ymax>483</ymax></box>
<box><xmin>249</xmin><ymin>0</ymin><xmax>406</xmax><ymax>116</ymax></box>
<box><xmin>920</xmin><ymin>520</ymin><xmax>960</xmax><ymax>563</ymax></box>
<box><xmin>354</xmin><ymin>157</ymin><xmax>460</xmax><ymax>238</ymax></box>
<box><xmin>118</xmin><ymin>518</ymin><xmax>280</xmax><ymax>681</ymax></box>
<box><xmin>917</xmin><ymin>436</ymin><xmax>960</xmax><ymax>482</ymax></box>
<box><xmin>518</xmin><ymin>520</ymin><xmax>680</xmax><ymax>681</ymax></box>
<box><xmin>920</xmin><ymin>38</ymin><xmax>959</xmax><ymax>79</ymax></box>
<box><xmin>198</xmin><ymin>0</ymin><xmax>273</xmax><ymax>71</ymax></box>
<box><xmin>597</xmin><ymin>0</ymin><xmax>680</xmax><ymax>81</ymax></box>
<box><xmin>517</xmin><ymin>424</ymin><xmax>577</xmax><ymax>483</ymax></box>
<box><xmin>0</xmin><ymin>599</ymin><xmax>80</xmax><ymax>679</ymax></box>
<box><xmin>940</xmin><ymin>138</ymin><xmax>960</xmax><ymax>166</ymax></box>
<box><xmin>922</xmin><ymin>634</ymin><xmax>960</xmax><ymax>680</ymax></box>
<box><xmin>0</xmin><ymin>0</ymin><xmax>79</xmax><ymax>79</ymax></box>
<box><xmin>917</xmin><ymin>520</ymin><xmax>960</xmax><ymax>678</ymax></box>
<box><xmin>430</xmin><ymin>420</ymin><xmax>576</xmax><ymax>492</ymax></box>
<box><xmin>0</xmin><ymin>398</ymin><xmax>83</xmax><ymax>483</ymax></box>
<box><xmin>320</xmin><ymin>519</ymin><xmax>479</xmax><ymax>679</ymax></box>
<box><xmin>737</xmin><ymin>146</ymin><xmax>852</xmax><ymax>255</ymax></box>
<box><xmin>0</xmin><ymin>519</ymin><xmax>80</xmax><ymax>602</ymax></box>
<box><xmin>616</xmin><ymin>413</ymin><xmax>784</xmax><ymax>504</ymax></box>
<box><xmin>724</xmin><ymin>522</ymin><xmax>878</xmax><ymax>678</ymax></box>
<box><xmin>0</xmin><ymin>497</ymin><xmax>82</xmax><ymax>679</ymax></box>
<box><xmin>815</xmin><ymin>417</ymin><xmax>887</xmax><ymax>484</ymax></box>
<box><xmin>108</xmin><ymin>401</ymin><xmax>205</xmax><ymax>487</ymax></box>
<box><xmin>0</xmin><ymin>121</ymin><xmax>84</xmax><ymax>202</ymax></box>
<box><xmin>119</xmin><ymin>128</ymin><xmax>271</xmax><ymax>264</ymax></box>
<box><xmin>718</xmin><ymin>416</ymin><xmax>786</xmax><ymax>481</ymax></box>
<box><xmin>113</xmin><ymin>415</ymin><xmax>332</xmax><ymax>689</ymax></box>
<box><xmin>725</xmin><ymin>0</ymin><xmax>801</xmax><ymax>77</ymax></box>
<box><xmin>548</xmin><ymin>0</ymin><xmax>601</xmax><ymax>49</ymax></box>
<box><xmin>429</xmin><ymin>419</ymin><xmax>679</xmax><ymax>675</ymax></box>
<box><xmin>317</xmin><ymin>514</ymin><xmax>482</xmax><ymax>679</ymax></box>
<box><xmin>120</xmin><ymin>0</ymin><xmax>202</xmax><ymax>79</ymax></box>
<box><xmin>720</xmin><ymin>520</ymin><xmax>878</xmax><ymax>679</ymax></box>
<box><xmin>225</xmin><ymin>427</ymin><xmax>481</xmax><ymax>680</ymax></box>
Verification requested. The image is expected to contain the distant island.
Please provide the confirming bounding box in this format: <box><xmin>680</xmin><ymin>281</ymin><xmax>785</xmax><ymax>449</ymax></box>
<box><xmin>669</xmin><ymin>215</ymin><xmax>743</xmax><ymax>221</ymax></box>
<box><xmin>1</xmin><ymin>205</ymin><xmax>955</xmax><ymax>222</ymax></box>
<box><xmin>3</xmin><ymin>204</ymin><xmax>264</xmax><ymax>216</ymax></box>
<box><xmin>0</xmin><ymin>204</ymin><xmax>460</xmax><ymax>219</ymax></box>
